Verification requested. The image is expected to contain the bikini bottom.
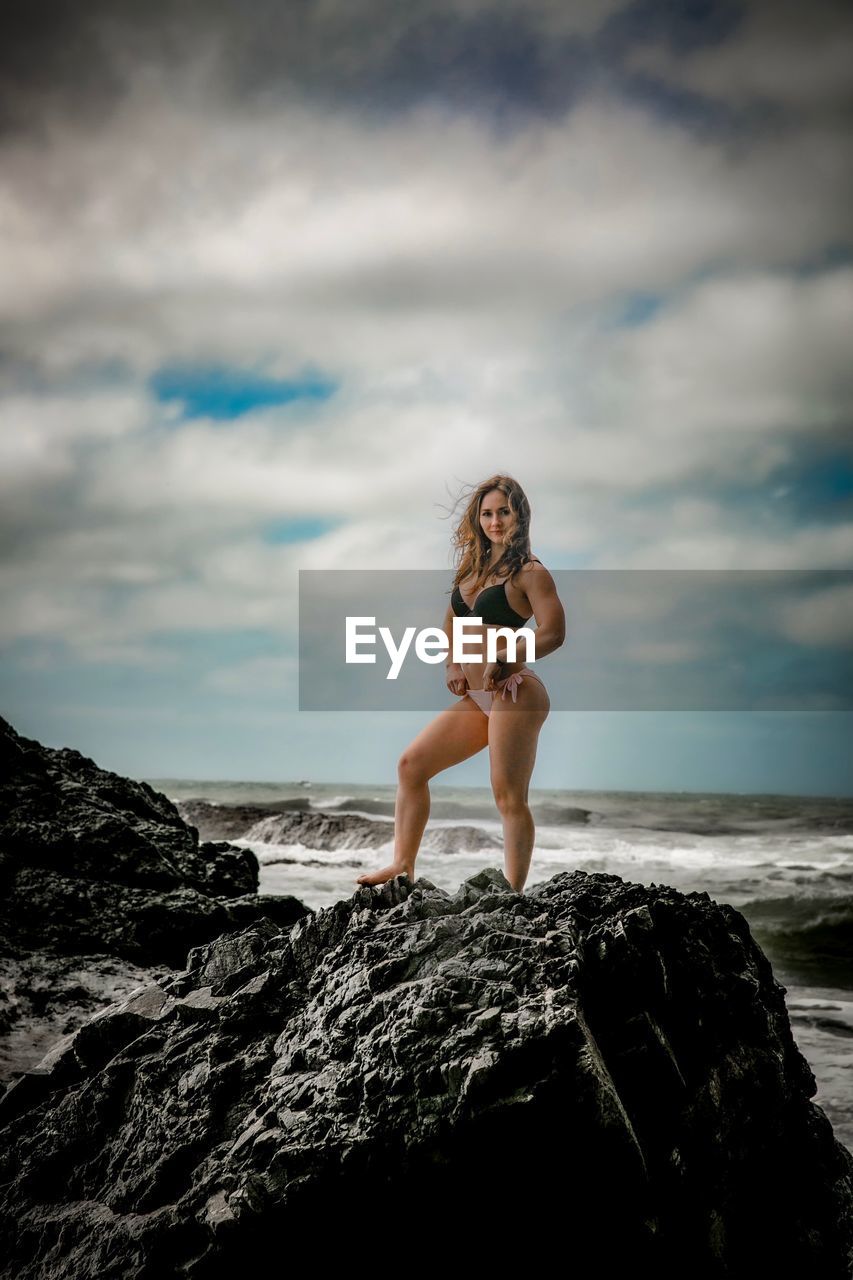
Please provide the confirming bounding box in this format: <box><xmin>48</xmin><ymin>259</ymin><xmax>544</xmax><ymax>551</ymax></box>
<box><xmin>466</xmin><ymin>668</ymin><xmax>546</xmax><ymax>719</ymax></box>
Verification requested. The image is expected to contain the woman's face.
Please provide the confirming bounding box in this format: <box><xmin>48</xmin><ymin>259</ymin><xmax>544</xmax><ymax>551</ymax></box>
<box><xmin>479</xmin><ymin>488</ymin><xmax>513</xmax><ymax>547</ymax></box>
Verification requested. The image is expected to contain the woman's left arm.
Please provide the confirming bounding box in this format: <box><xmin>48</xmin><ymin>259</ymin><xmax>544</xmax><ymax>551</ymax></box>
<box><xmin>494</xmin><ymin>564</ymin><xmax>566</xmax><ymax>664</ymax></box>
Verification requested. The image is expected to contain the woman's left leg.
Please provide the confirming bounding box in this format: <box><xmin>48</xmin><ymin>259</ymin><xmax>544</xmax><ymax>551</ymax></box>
<box><xmin>487</xmin><ymin>676</ymin><xmax>551</xmax><ymax>892</ymax></box>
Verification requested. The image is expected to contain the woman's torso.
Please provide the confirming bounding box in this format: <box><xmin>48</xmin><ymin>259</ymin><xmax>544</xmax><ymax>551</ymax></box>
<box><xmin>452</xmin><ymin>558</ymin><xmax>539</xmax><ymax>690</ymax></box>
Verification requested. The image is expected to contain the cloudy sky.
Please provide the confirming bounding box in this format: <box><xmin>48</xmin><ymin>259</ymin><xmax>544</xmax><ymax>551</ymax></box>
<box><xmin>1</xmin><ymin>0</ymin><xmax>852</xmax><ymax>795</ymax></box>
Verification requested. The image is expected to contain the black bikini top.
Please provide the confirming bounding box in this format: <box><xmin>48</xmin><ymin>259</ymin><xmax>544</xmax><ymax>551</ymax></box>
<box><xmin>451</xmin><ymin>559</ymin><xmax>541</xmax><ymax>628</ymax></box>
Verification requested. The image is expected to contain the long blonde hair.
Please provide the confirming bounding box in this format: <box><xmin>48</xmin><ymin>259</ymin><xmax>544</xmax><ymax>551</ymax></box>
<box><xmin>447</xmin><ymin>475</ymin><xmax>533</xmax><ymax>595</ymax></box>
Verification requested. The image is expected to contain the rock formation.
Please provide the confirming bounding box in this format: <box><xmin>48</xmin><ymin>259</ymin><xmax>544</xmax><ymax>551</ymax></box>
<box><xmin>2</xmin><ymin>866</ymin><xmax>851</xmax><ymax>1276</ymax></box>
<box><xmin>174</xmin><ymin>799</ymin><xmax>311</xmax><ymax>844</ymax></box>
<box><xmin>178</xmin><ymin>799</ymin><xmax>501</xmax><ymax>853</ymax></box>
<box><xmin>0</xmin><ymin>716</ymin><xmax>311</xmax><ymax>1083</ymax></box>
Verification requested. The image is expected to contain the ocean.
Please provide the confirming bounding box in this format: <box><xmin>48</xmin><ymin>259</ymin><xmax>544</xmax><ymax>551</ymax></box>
<box><xmin>148</xmin><ymin>779</ymin><xmax>853</xmax><ymax>1153</ymax></box>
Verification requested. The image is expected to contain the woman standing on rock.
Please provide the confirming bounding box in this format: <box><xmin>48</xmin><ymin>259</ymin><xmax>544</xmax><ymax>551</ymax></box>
<box><xmin>357</xmin><ymin>474</ymin><xmax>565</xmax><ymax>894</ymax></box>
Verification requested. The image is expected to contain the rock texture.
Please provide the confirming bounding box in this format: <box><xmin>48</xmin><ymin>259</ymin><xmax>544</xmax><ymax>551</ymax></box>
<box><xmin>0</xmin><ymin>950</ymin><xmax>174</xmax><ymax>1082</ymax></box>
<box><xmin>0</xmin><ymin>716</ymin><xmax>311</xmax><ymax>1085</ymax></box>
<box><xmin>174</xmin><ymin>799</ymin><xmax>311</xmax><ymax>844</ymax></box>
<box><xmin>243</xmin><ymin>808</ymin><xmax>499</xmax><ymax>854</ymax></box>
<box><xmin>177</xmin><ymin>796</ymin><xmax>589</xmax><ymax>843</ymax></box>
<box><xmin>2</xmin><ymin>867</ymin><xmax>852</xmax><ymax>1277</ymax></box>
<box><xmin>0</xmin><ymin>715</ymin><xmax>310</xmax><ymax>967</ymax></box>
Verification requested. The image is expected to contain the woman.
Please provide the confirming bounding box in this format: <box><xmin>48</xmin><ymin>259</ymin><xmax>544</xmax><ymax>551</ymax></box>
<box><xmin>356</xmin><ymin>475</ymin><xmax>565</xmax><ymax>894</ymax></box>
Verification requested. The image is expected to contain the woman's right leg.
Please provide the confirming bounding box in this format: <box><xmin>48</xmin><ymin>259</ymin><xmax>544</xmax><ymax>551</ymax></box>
<box><xmin>355</xmin><ymin>696</ymin><xmax>490</xmax><ymax>886</ymax></box>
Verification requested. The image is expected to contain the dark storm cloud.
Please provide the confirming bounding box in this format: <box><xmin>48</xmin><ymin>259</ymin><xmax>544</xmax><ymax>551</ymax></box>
<box><xmin>0</xmin><ymin>0</ymin><xmax>603</xmax><ymax>133</ymax></box>
<box><xmin>625</xmin><ymin>0</ymin><xmax>853</xmax><ymax>133</ymax></box>
<box><xmin>3</xmin><ymin>0</ymin><xmax>851</xmax><ymax>152</ymax></box>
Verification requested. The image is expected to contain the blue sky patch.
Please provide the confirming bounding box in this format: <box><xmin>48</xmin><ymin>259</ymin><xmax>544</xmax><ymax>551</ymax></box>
<box><xmin>263</xmin><ymin>517</ymin><xmax>341</xmax><ymax>544</ymax></box>
<box><xmin>150</xmin><ymin>364</ymin><xmax>337</xmax><ymax>420</ymax></box>
<box><xmin>614</xmin><ymin>291</ymin><xmax>664</xmax><ymax>328</ymax></box>
<box><xmin>770</xmin><ymin>451</ymin><xmax>853</xmax><ymax>521</ymax></box>
<box><xmin>618</xmin><ymin>447</ymin><xmax>853</xmax><ymax>527</ymax></box>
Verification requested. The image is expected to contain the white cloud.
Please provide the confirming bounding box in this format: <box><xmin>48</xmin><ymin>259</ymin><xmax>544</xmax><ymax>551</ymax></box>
<box><xmin>626</xmin><ymin>0</ymin><xmax>853</xmax><ymax>115</ymax></box>
<box><xmin>774</xmin><ymin>581</ymin><xmax>853</xmax><ymax>646</ymax></box>
<box><xmin>2</xmin><ymin>87</ymin><xmax>850</xmax><ymax>369</ymax></box>
<box><xmin>1</xmin><ymin>33</ymin><xmax>851</xmax><ymax>671</ymax></box>
<box><xmin>0</xmin><ymin>390</ymin><xmax>149</xmax><ymax>499</ymax></box>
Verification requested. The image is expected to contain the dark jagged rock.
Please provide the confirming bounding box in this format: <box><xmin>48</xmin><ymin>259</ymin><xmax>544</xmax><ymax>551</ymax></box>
<box><xmin>244</xmin><ymin>808</ymin><xmax>499</xmax><ymax>854</ymax></box>
<box><xmin>419</xmin><ymin>823</ymin><xmax>500</xmax><ymax>854</ymax></box>
<box><xmin>1</xmin><ymin>867</ymin><xmax>851</xmax><ymax>1276</ymax></box>
<box><xmin>0</xmin><ymin>716</ymin><xmax>312</xmax><ymax>1085</ymax></box>
<box><xmin>180</xmin><ymin>794</ymin><xmax>592</xmax><ymax>838</ymax></box>
<box><xmin>175</xmin><ymin>799</ymin><xmax>311</xmax><ymax>843</ymax></box>
<box><xmin>1</xmin><ymin>867</ymin><xmax>305</xmax><ymax>969</ymax></box>
<box><xmin>0</xmin><ymin>715</ymin><xmax>310</xmax><ymax>966</ymax></box>
<box><xmin>0</xmin><ymin>716</ymin><xmax>257</xmax><ymax>897</ymax></box>
<box><xmin>0</xmin><ymin>950</ymin><xmax>174</xmax><ymax>1082</ymax></box>
<box><xmin>246</xmin><ymin>809</ymin><xmax>393</xmax><ymax>849</ymax></box>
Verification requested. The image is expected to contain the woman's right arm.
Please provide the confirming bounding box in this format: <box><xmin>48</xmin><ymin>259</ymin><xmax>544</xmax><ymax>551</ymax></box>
<box><xmin>442</xmin><ymin>603</ymin><xmax>466</xmax><ymax>696</ymax></box>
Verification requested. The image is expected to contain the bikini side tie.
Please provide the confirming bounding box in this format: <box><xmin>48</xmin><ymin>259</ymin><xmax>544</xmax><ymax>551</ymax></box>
<box><xmin>499</xmin><ymin>672</ymin><xmax>525</xmax><ymax>702</ymax></box>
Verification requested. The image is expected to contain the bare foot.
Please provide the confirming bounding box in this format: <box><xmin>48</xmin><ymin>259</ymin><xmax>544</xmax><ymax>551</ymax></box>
<box><xmin>356</xmin><ymin>862</ymin><xmax>414</xmax><ymax>887</ymax></box>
